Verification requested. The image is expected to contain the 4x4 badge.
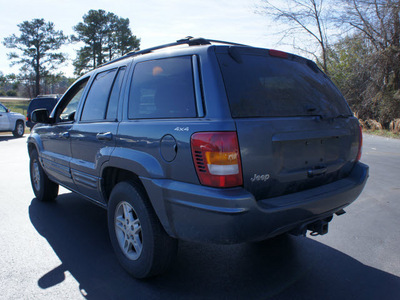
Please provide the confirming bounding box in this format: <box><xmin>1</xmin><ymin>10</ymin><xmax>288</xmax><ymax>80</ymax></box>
<box><xmin>250</xmin><ymin>174</ymin><xmax>270</xmax><ymax>182</ymax></box>
<box><xmin>174</xmin><ymin>126</ymin><xmax>189</xmax><ymax>132</ymax></box>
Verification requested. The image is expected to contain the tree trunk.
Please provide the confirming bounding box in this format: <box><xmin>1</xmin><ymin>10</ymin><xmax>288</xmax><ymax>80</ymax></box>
<box><xmin>35</xmin><ymin>51</ymin><xmax>40</xmax><ymax>96</ymax></box>
<box><xmin>93</xmin><ymin>43</ymin><xmax>96</xmax><ymax>69</ymax></box>
<box><xmin>392</xmin><ymin>1</ymin><xmax>400</xmax><ymax>90</ymax></box>
<box><xmin>321</xmin><ymin>43</ymin><xmax>328</xmax><ymax>74</ymax></box>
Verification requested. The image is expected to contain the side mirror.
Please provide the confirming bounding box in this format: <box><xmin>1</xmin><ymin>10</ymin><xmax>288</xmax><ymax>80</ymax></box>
<box><xmin>31</xmin><ymin>109</ymin><xmax>51</xmax><ymax>124</ymax></box>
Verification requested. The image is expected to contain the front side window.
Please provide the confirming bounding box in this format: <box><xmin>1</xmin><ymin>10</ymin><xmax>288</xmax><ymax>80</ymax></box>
<box><xmin>58</xmin><ymin>79</ymin><xmax>89</xmax><ymax>122</ymax></box>
<box><xmin>128</xmin><ymin>56</ymin><xmax>197</xmax><ymax>119</ymax></box>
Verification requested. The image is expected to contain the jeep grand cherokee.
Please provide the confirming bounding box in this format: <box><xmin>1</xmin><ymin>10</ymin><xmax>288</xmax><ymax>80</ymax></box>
<box><xmin>27</xmin><ymin>37</ymin><xmax>368</xmax><ymax>278</ymax></box>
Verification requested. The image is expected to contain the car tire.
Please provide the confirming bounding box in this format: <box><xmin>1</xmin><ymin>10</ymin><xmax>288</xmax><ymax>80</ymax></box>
<box><xmin>108</xmin><ymin>181</ymin><xmax>178</xmax><ymax>279</ymax></box>
<box><xmin>13</xmin><ymin>120</ymin><xmax>25</xmax><ymax>137</ymax></box>
<box><xmin>29</xmin><ymin>149</ymin><xmax>59</xmax><ymax>202</ymax></box>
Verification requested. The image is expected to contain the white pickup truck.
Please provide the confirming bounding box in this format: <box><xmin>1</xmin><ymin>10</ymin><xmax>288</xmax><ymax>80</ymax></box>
<box><xmin>0</xmin><ymin>102</ymin><xmax>25</xmax><ymax>137</ymax></box>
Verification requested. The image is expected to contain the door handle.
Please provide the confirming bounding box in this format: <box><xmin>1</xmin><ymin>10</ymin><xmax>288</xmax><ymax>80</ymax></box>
<box><xmin>60</xmin><ymin>132</ymin><xmax>70</xmax><ymax>139</ymax></box>
<box><xmin>307</xmin><ymin>167</ymin><xmax>327</xmax><ymax>178</ymax></box>
<box><xmin>96</xmin><ymin>132</ymin><xmax>113</xmax><ymax>141</ymax></box>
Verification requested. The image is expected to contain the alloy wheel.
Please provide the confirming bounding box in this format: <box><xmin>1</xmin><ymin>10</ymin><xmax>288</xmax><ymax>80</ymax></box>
<box><xmin>114</xmin><ymin>201</ymin><xmax>143</xmax><ymax>260</ymax></box>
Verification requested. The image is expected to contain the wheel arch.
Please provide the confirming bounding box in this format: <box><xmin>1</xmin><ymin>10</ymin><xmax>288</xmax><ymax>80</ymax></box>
<box><xmin>101</xmin><ymin>167</ymin><xmax>147</xmax><ymax>204</ymax></box>
<box><xmin>100</xmin><ymin>166</ymin><xmax>174</xmax><ymax>238</ymax></box>
<box><xmin>16</xmin><ymin>118</ymin><xmax>24</xmax><ymax>125</ymax></box>
<box><xmin>99</xmin><ymin>147</ymin><xmax>164</xmax><ymax>205</ymax></box>
<box><xmin>27</xmin><ymin>133</ymin><xmax>44</xmax><ymax>157</ymax></box>
<box><xmin>9</xmin><ymin>116</ymin><xmax>23</xmax><ymax>129</ymax></box>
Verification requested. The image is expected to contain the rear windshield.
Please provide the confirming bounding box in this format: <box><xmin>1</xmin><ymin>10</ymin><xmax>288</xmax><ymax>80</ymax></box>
<box><xmin>216</xmin><ymin>51</ymin><xmax>351</xmax><ymax>118</ymax></box>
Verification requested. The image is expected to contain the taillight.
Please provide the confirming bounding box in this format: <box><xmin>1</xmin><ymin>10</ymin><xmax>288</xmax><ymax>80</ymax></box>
<box><xmin>191</xmin><ymin>132</ymin><xmax>243</xmax><ymax>188</ymax></box>
<box><xmin>356</xmin><ymin>125</ymin><xmax>363</xmax><ymax>162</ymax></box>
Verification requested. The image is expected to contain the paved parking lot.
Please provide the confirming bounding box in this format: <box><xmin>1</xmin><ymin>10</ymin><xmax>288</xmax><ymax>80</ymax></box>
<box><xmin>0</xmin><ymin>134</ymin><xmax>399</xmax><ymax>299</ymax></box>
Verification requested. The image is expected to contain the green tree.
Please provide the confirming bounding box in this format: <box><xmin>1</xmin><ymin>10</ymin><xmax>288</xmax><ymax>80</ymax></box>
<box><xmin>326</xmin><ymin>35</ymin><xmax>372</xmax><ymax>113</ymax></box>
<box><xmin>105</xmin><ymin>16</ymin><xmax>140</xmax><ymax>60</ymax></box>
<box><xmin>3</xmin><ymin>18</ymin><xmax>67</xmax><ymax>96</ymax></box>
<box><xmin>335</xmin><ymin>0</ymin><xmax>400</xmax><ymax>125</ymax></box>
<box><xmin>0</xmin><ymin>72</ymin><xmax>22</xmax><ymax>97</ymax></box>
<box><xmin>338</xmin><ymin>0</ymin><xmax>400</xmax><ymax>90</ymax></box>
<box><xmin>73</xmin><ymin>10</ymin><xmax>140</xmax><ymax>75</ymax></box>
<box><xmin>0</xmin><ymin>72</ymin><xmax>6</xmax><ymax>96</ymax></box>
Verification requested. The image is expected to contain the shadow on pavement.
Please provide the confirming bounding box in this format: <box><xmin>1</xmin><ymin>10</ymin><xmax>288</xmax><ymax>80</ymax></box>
<box><xmin>0</xmin><ymin>135</ymin><xmax>23</xmax><ymax>142</ymax></box>
<box><xmin>29</xmin><ymin>193</ymin><xmax>400</xmax><ymax>299</ymax></box>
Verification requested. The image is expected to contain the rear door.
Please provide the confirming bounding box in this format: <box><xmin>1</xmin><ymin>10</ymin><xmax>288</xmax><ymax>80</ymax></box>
<box><xmin>70</xmin><ymin>66</ymin><xmax>127</xmax><ymax>203</ymax></box>
<box><xmin>216</xmin><ymin>47</ymin><xmax>361</xmax><ymax>200</ymax></box>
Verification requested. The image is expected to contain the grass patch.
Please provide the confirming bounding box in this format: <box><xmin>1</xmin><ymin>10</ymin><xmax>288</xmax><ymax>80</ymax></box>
<box><xmin>364</xmin><ymin>129</ymin><xmax>400</xmax><ymax>139</ymax></box>
<box><xmin>1</xmin><ymin>100</ymin><xmax>30</xmax><ymax>116</ymax></box>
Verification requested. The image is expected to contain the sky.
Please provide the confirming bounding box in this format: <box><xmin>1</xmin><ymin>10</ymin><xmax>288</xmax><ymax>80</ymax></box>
<box><xmin>0</xmin><ymin>0</ymin><xmax>303</xmax><ymax>78</ymax></box>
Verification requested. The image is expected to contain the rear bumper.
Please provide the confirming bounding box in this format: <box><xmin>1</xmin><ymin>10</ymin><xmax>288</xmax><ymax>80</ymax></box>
<box><xmin>141</xmin><ymin>162</ymin><xmax>369</xmax><ymax>244</ymax></box>
<box><xmin>26</xmin><ymin>121</ymin><xmax>34</xmax><ymax>129</ymax></box>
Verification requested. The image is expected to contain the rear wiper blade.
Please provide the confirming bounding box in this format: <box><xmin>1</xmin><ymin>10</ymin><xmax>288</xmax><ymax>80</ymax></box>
<box><xmin>305</xmin><ymin>105</ymin><xmax>318</xmax><ymax>113</ymax></box>
<box><xmin>317</xmin><ymin>114</ymin><xmax>351</xmax><ymax>120</ymax></box>
<box><xmin>333</xmin><ymin>114</ymin><xmax>350</xmax><ymax>119</ymax></box>
<box><xmin>307</xmin><ymin>107</ymin><xmax>317</xmax><ymax>113</ymax></box>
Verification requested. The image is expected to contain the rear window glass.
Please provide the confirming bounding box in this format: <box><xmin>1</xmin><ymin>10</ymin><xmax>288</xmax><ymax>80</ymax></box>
<box><xmin>216</xmin><ymin>51</ymin><xmax>351</xmax><ymax>118</ymax></box>
<box><xmin>128</xmin><ymin>56</ymin><xmax>197</xmax><ymax>119</ymax></box>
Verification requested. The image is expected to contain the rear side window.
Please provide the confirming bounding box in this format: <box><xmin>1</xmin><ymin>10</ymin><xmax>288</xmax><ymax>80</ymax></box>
<box><xmin>81</xmin><ymin>69</ymin><xmax>117</xmax><ymax>121</ymax></box>
<box><xmin>128</xmin><ymin>56</ymin><xmax>197</xmax><ymax>119</ymax></box>
<box><xmin>106</xmin><ymin>67</ymin><xmax>126</xmax><ymax>120</ymax></box>
<box><xmin>216</xmin><ymin>51</ymin><xmax>352</xmax><ymax>118</ymax></box>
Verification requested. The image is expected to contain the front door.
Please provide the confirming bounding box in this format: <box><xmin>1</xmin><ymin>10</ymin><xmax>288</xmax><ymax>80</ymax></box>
<box><xmin>0</xmin><ymin>104</ymin><xmax>9</xmax><ymax>130</ymax></box>
<box><xmin>39</xmin><ymin>78</ymin><xmax>89</xmax><ymax>189</ymax></box>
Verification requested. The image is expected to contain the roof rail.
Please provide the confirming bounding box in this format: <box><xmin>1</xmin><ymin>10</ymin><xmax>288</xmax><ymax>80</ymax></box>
<box><xmin>35</xmin><ymin>94</ymin><xmax>61</xmax><ymax>98</ymax></box>
<box><xmin>101</xmin><ymin>37</ymin><xmax>250</xmax><ymax>67</ymax></box>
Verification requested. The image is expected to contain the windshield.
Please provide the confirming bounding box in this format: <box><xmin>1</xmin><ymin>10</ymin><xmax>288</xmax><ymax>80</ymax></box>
<box><xmin>0</xmin><ymin>103</ymin><xmax>7</xmax><ymax>113</ymax></box>
<box><xmin>216</xmin><ymin>51</ymin><xmax>352</xmax><ymax>118</ymax></box>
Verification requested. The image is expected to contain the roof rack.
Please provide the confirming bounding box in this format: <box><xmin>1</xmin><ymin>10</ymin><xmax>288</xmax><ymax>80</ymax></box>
<box><xmin>101</xmin><ymin>37</ymin><xmax>250</xmax><ymax>67</ymax></box>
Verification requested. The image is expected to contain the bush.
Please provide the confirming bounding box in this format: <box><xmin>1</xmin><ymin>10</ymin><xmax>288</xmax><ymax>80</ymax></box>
<box><xmin>6</xmin><ymin>90</ymin><xmax>17</xmax><ymax>96</ymax></box>
<box><xmin>389</xmin><ymin>119</ymin><xmax>400</xmax><ymax>133</ymax></box>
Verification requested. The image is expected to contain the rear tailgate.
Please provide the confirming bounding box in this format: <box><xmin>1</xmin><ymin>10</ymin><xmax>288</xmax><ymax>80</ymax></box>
<box><xmin>233</xmin><ymin>117</ymin><xmax>360</xmax><ymax>200</ymax></box>
<box><xmin>216</xmin><ymin>47</ymin><xmax>361</xmax><ymax>200</ymax></box>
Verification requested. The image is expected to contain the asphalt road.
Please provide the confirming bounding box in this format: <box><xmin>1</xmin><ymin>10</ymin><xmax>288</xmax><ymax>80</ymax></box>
<box><xmin>0</xmin><ymin>134</ymin><xmax>399</xmax><ymax>299</ymax></box>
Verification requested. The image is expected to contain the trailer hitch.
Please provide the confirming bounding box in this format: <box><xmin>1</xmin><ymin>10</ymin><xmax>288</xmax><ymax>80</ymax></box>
<box><xmin>308</xmin><ymin>216</ymin><xmax>332</xmax><ymax>236</ymax></box>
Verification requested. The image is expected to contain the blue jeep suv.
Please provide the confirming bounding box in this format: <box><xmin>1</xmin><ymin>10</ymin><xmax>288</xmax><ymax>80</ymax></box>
<box><xmin>27</xmin><ymin>37</ymin><xmax>369</xmax><ymax>278</ymax></box>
